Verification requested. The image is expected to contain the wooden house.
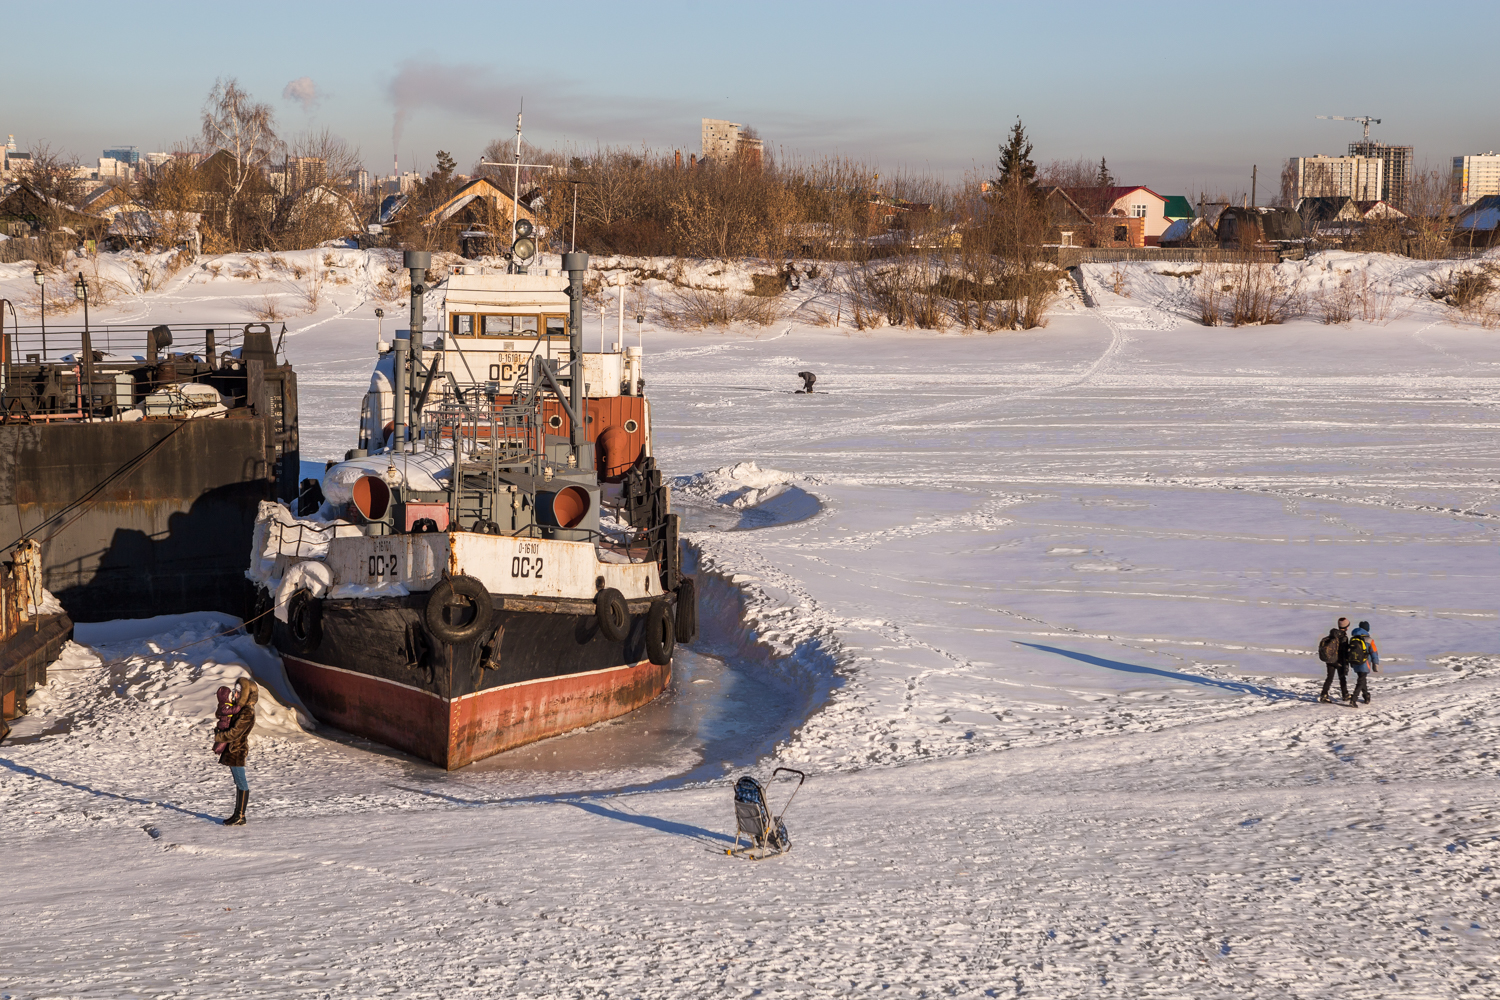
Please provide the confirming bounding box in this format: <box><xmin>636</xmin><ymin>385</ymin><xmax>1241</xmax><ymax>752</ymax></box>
<box><xmin>382</xmin><ymin>176</ymin><xmax>540</xmax><ymax>253</ymax></box>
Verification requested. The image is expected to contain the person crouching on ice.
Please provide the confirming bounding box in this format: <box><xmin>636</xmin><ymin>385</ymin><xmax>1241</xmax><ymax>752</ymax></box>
<box><xmin>213</xmin><ymin>677</ymin><xmax>258</xmax><ymax>826</ymax></box>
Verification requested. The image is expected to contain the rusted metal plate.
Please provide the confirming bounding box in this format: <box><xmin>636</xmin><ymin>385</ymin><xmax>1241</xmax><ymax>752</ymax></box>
<box><xmin>282</xmin><ymin>653</ymin><xmax>670</xmax><ymax>769</ymax></box>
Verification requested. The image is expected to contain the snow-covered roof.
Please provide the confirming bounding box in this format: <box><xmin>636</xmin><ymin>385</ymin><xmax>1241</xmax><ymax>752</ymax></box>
<box><xmin>375</xmin><ymin>194</ymin><xmax>407</xmax><ymax>225</ymax></box>
<box><xmin>1160</xmin><ymin>218</ymin><xmax>1194</xmax><ymax>241</ymax></box>
<box><xmin>1458</xmin><ymin>207</ymin><xmax>1500</xmax><ymax>232</ymax></box>
<box><xmin>107</xmin><ymin>210</ymin><xmax>201</xmax><ymax>238</ymax></box>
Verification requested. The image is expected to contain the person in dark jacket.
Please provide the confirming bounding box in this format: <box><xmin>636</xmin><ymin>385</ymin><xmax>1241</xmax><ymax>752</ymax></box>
<box><xmin>1349</xmin><ymin>622</ymin><xmax>1380</xmax><ymax>705</ymax></box>
<box><xmin>1319</xmin><ymin>617</ymin><xmax>1351</xmax><ymax>703</ymax></box>
<box><xmin>215</xmin><ymin>677</ymin><xmax>257</xmax><ymax>826</ymax></box>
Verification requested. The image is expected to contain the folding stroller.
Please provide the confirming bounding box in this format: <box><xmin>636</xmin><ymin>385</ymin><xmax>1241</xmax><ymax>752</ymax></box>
<box><xmin>727</xmin><ymin>767</ymin><xmax>805</xmax><ymax>860</ymax></box>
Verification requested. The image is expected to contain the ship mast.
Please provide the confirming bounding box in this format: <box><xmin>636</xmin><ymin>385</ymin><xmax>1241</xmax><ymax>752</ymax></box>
<box><xmin>512</xmin><ymin>106</ymin><xmax>522</xmax><ymax>271</ymax></box>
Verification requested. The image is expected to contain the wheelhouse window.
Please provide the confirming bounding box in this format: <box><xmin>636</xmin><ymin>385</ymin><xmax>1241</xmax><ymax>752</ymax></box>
<box><xmin>451</xmin><ymin>313</ymin><xmax>540</xmax><ymax>337</ymax></box>
<box><xmin>545</xmin><ymin>315</ymin><xmax>567</xmax><ymax>338</ymax></box>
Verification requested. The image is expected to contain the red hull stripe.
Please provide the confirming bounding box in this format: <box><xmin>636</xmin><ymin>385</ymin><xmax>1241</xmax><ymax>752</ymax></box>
<box><xmin>283</xmin><ymin>655</ymin><xmax>671</xmax><ymax>769</ymax></box>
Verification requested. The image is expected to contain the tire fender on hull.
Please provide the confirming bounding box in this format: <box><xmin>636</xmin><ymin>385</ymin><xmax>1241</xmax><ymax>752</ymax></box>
<box><xmin>250</xmin><ymin>587</ymin><xmax>275</xmax><ymax>646</ymax></box>
<box><xmin>646</xmin><ymin>600</ymin><xmax>675</xmax><ymax>666</ymax></box>
<box><xmin>674</xmin><ymin>577</ymin><xmax>697</xmax><ymax>644</ymax></box>
<box><xmin>284</xmin><ymin>589</ymin><xmax>324</xmax><ymax>655</ymax></box>
<box><xmin>595</xmin><ymin>587</ymin><xmax>630</xmax><ymax>642</ymax></box>
<box><xmin>425</xmin><ymin>575</ymin><xmax>494</xmax><ymax>645</ymax></box>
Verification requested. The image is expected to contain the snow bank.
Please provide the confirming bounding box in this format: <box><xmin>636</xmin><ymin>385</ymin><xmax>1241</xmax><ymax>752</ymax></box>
<box><xmin>673</xmin><ymin>461</ymin><xmax>796</xmax><ymax>509</ymax></box>
<box><xmin>71</xmin><ymin>612</ymin><xmax>316</xmax><ymax>736</ymax></box>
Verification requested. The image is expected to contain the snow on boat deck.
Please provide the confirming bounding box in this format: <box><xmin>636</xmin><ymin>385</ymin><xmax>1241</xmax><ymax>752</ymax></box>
<box><xmin>1</xmin><ymin>251</ymin><xmax>1497</xmax><ymax>996</ymax></box>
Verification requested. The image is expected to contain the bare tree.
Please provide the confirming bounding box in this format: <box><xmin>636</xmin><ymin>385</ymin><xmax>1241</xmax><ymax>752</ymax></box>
<box><xmin>1276</xmin><ymin>159</ymin><xmax>1298</xmax><ymax>208</ymax></box>
<box><xmin>1038</xmin><ymin>155</ymin><xmax>1117</xmax><ymax>244</ymax></box>
<box><xmin>15</xmin><ymin>144</ymin><xmax>94</xmax><ymax>264</ymax></box>
<box><xmin>200</xmin><ymin>78</ymin><xmax>279</xmax><ymax>248</ymax></box>
<box><xmin>1403</xmin><ymin>167</ymin><xmax>1459</xmax><ymax>259</ymax></box>
<box><xmin>276</xmin><ymin>128</ymin><xmax>365</xmax><ymax>249</ymax></box>
<box><xmin>135</xmin><ymin>143</ymin><xmax>205</xmax><ymax>252</ymax></box>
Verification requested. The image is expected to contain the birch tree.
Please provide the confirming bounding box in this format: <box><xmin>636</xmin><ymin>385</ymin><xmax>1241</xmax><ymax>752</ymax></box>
<box><xmin>201</xmin><ymin>78</ymin><xmax>279</xmax><ymax>248</ymax></box>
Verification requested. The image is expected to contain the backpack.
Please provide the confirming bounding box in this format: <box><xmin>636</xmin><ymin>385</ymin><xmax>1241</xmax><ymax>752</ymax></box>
<box><xmin>1317</xmin><ymin>630</ymin><xmax>1341</xmax><ymax>664</ymax></box>
<box><xmin>1347</xmin><ymin>635</ymin><xmax>1370</xmax><ymax>667</ymax></box>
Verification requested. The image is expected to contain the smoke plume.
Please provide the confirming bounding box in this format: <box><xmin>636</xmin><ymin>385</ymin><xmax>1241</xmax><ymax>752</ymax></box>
<box><xmin>282</xmin><ymin>76</ymin><xmax>322</xmax><ymax>113</ymax></box>
<box><xmin>389</xmin><ymin>60</ymin><xmax>511</xmax><ymax>156</ymax></box>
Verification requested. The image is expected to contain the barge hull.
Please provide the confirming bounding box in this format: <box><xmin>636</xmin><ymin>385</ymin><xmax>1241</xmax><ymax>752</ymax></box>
<box><xmin>282</xmin><ymin>653</ymin><xmax>670</xmax><ymax>769</ymax></box>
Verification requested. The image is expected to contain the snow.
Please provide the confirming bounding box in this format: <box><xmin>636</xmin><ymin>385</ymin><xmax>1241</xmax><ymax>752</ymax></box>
<box><xmin>2</xmin><ymin>250</ymin><xmax>1498</xmax><ymax>996</ymax></box>
<box><xmin>673</xmin><ymin>460</ymin><xmax>797</xmax><ymax>509</ymax></box>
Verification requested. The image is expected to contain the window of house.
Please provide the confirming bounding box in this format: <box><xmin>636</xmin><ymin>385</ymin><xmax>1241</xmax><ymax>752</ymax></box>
<box><xmin>1132</xmin><ymin>203</ymin><xmax>1148</xmax><ymax>218</ymax></box>
<box><xmin>1114</xmin><ymin>225</ymin><xmax>1128</xmax><ymax>242</ymax></box>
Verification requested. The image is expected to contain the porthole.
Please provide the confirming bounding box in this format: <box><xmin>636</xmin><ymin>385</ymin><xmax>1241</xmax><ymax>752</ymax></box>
<box><xmin>547</xmin><ymin>414</ymin><xmax>563</xmax><ymax>429</ymax></box>
<box><xmin>624</xmin><ymin>419</ymin><xmax>639</xmax><ymax>433</ymax></box>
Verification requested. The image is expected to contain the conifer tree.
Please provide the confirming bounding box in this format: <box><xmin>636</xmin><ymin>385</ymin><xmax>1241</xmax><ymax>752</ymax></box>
<box><xmin>997</xmin><ymin>118</ymin><xmax>1037</xmax><ymax>189</ymax></box>
<box><xmin>1096</xmin><ymin>157</ymin><xmax>1114</xmax><ymax>188</ymax></box>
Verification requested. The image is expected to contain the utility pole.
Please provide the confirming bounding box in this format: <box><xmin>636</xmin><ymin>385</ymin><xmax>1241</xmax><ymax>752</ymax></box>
<box><xmin>1251</xmin><ymin>165</ymin><xmax>1257</xmax><ymax>208</ymax></box>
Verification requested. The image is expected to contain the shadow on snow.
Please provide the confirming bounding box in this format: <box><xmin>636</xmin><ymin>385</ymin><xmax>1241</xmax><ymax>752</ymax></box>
<box><xmin>1013</xmin><ymin>642</ymin><xmax>1313</xmax><ymax>702</ymax></box>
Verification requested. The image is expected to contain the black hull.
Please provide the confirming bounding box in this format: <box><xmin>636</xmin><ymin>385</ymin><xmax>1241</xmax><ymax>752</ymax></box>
<box><xmin>3</xmin><ymin>411</ymin><xmax>295</xmax><ymax>623</ymax></box>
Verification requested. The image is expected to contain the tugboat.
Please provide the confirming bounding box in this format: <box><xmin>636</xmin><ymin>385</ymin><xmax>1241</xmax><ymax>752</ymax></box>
<box><xmin>247</xmin><ymin>249</ymin><xmax>693</xmax><ymax>769</ymax></box>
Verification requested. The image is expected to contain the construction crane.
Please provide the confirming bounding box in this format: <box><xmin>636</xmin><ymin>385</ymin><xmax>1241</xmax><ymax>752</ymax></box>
<box><xmin>1316</xmin><ymin>115</ymin><xmax>1381</xmax><ymax>142</ymax></box>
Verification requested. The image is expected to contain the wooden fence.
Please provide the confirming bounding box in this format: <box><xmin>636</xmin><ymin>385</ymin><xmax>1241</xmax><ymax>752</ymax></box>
<box><xmin>1056</xmin><ymin>247</ymin><xmax>1285</xmax><ymax>267</ymax></box>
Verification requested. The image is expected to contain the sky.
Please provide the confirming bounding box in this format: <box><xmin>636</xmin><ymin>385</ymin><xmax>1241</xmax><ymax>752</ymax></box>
<box><xmin>4</xmin><ymin>0</ymin><xmax>1498</xmax><ymax>197</ymax></box>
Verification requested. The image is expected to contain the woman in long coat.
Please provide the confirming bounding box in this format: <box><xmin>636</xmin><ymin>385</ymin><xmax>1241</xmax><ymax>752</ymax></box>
<box><xmin>215</xmin><ymin>677</ymin><xmax>258</xmax><ymax>826</ymax></box>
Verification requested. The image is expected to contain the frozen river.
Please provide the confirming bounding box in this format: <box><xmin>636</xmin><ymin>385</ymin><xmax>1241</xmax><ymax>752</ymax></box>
<box><xmin>1</xmin><ymin>250</ymin><xmax>1497</xmax><ymax>997</ymax></box>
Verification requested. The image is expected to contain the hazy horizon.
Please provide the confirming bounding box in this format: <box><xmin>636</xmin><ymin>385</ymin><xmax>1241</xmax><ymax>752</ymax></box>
<box><xmin>4</xmin><ymin>0</ymin><xmax>1497</xmax><ymax>197</ymax></box>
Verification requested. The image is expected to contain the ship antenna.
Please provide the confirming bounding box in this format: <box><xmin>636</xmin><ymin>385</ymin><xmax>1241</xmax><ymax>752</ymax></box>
<box><xmin>512</xmin><ymin>103</ymin><xmax>522</xmax><ymax>273</ymax></box>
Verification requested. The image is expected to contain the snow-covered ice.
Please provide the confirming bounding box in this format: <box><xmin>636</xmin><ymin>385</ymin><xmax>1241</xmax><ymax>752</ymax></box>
<box><xmin>1</xmin><ymin>250</ymin><xmax>1497</xmax><ymax>996</ymax></box>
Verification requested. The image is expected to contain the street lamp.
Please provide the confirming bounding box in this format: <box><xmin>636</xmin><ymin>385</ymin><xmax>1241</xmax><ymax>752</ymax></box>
<box><xmin>636</xmin><ymin>312</ymin><xmax>644</xmax><ymax>350</ymax></box>
<box><xmin>33</xmin><ymin>266</ymin><xmax>46</xmax><ymax>359</ymax></box>
<box><xmin>74</xmin><ymin>273</ymin><xmax>94</xmax><ymax>416</ymax></box>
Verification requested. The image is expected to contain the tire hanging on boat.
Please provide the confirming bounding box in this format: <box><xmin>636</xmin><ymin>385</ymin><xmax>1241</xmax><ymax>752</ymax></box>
<box><xmin>594</xmin><ymin>587</ymin><xmax>630</xmax><ymax>642</ymax></box>
<box><xmin>646</xmin><ymin>599</ymin><xmax>675</xmax><ymax>666</ymax></box>
<box><xmin>674</xmin><ymin>577</ymin><xmax>698</xmax><ymax>644</ymax></box>
<box><xmin>250</xmin><ymin>587</ymin><xmax>275</xmax><ymax>646</ymax></box>
<box><xmin>425</xmin><ymin>575</ymin><xmax>493</xmax><ymax>644</ymax></box>
<box><xmin>284</xmin><ymin>589</ymin><xmax>323</xmax><ymax>654</ymax></box>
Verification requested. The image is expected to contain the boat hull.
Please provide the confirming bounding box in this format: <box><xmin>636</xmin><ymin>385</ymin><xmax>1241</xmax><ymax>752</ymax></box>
<box><xmin>283</xmin><ymin>653</ymin><xmax>669</xmax><ymax>768</ymax></box>
<box><xmin>275</xmin><ymin>595</ymin><xmax>671</xmax><ymax>769</ymax></box>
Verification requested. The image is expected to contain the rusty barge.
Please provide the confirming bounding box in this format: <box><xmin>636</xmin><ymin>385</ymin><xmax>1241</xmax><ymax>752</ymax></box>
<box><xmin>0</xmin><ymin>297</ymin><xmax>299</xmax><ymax>735</ymax></box>
<box><xmin>248</xmin><ymin>250</ymin><xmax>694</xmax><ymax>769</ymax></box>
<box><xmin>0</xmin><ymin>308</ymin><xmax>298</xmax><ymax>621</ymax></box>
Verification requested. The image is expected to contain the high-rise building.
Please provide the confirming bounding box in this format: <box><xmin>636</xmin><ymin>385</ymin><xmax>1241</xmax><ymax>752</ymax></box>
<box><xmin>1452</xmin><ymin>152</ymin><xmax>1500</xmax><ymax>205</ymax></box>
<box><xmin>103</xmin><ymin>146</ymin><xmax>140</xmax><ymax>166</ymax></box>
<box><xmin>1348</xmin><ymin>142</ymin><xmax>1412</xmax><ymax>209</ymax></box>
<box><xmin>701</xmin><ymin>119</ymin><xmax>763</xmax><ymax>167</ymax></box>
<box><xmin>1291</xmin><ymin>155</ymin><xmax>1383</xmax><ymax>202</ymax></box>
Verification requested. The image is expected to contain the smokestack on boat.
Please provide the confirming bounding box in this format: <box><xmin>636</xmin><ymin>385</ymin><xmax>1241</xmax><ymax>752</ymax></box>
<box><xmin>399</xmin><ymin>250</ymin><xmax>431</xmax><ymax>455</ymax></box>
<box><xmin>562</xmin><ymin>252</ymin><xmax>588</xmax><ymax>462</ymax></box>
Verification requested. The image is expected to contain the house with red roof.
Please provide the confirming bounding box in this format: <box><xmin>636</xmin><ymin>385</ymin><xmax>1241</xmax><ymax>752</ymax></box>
<box><xmin>1093</xmin><ymin>186</ymin><xmax>1171</xmax><ymax>243</ymax></box>
<box><xmin>1042</xmin><ymin>185</ymin><xmax>1187</xmax><ymax>246</ymax></box>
